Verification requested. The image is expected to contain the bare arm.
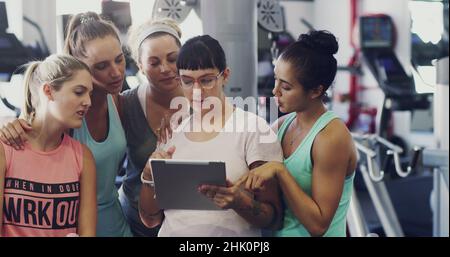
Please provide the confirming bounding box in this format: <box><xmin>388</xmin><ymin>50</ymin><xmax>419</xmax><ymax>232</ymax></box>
<box><xmin>275</xmin><ymin>121</ymin><xmax>353</xmax><ymax>236</ymax></box>
<box><xmin>0</xmin><ymin>144</ymin><xmax>6</xmax><ymax>236</ymax></box>
<box><xmin>231</xmin><ymin>181</ymin><xmax>283</xmax><ymax>229</ymax></box>
<box><xmin>138</xmin><ymin>146</ymin><xmax>176</xmax><ymax>228</ymax></box>
<box><xmin>235</xmin><ymin>161</ymin><xmax>283</xmax><ymax>229</ymax></box>
<box><xmin>78</xmin><ymin>145</ymin><xmax>97</xmax><ymax>236</ymax></box>
<box><xmin>199</xmin><ymin>161</ymin><xmax>283</xmax><ymax>230</ymax></box>
<box><xmin>139</xmin><ymin>163</ymin><xmax>164</xmax><ymax>228</ymax></box>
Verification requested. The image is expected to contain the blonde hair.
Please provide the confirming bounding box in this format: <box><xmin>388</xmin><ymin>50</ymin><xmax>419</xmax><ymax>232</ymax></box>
<box><xmin>64</xmin><ymin>11</ymin><xmax>121</xmax><ymax>58</ymax></box>
<box><xmin>22</xmin><ymin>54</ymin><xmax>91</xmax><ymax>123</ymax></box>
<box><xmin>127</xmin><ymin>18</ymin><xmax>182</xmax><ymax>64</ymax></box>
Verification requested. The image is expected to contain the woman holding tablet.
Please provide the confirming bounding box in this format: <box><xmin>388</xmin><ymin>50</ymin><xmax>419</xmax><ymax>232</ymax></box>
<box><xmin>139</xmin><ymin>35</ymin><xmax>284</xmax><ymax>237</ymax></box>
<box><xmin>0</xmin><ymin>16</ymin><xmax>183</xmax><ymax>237</ymax></box>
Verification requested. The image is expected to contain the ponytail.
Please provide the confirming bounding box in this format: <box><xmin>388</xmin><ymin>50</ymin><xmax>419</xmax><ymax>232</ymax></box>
<box><xmin>20</xmin><ymin>54</ymin><xmax>91</xmax><ymax>123</ymax></box>
<box><xmin>64</xmin><ymin>11</ymin><xmax>120</xmax><ymax>58</ymax></box>
<box><xmin>22</xmin><ymin>61</ymin><xmax>41</xmax><ymax>123</ymax></box>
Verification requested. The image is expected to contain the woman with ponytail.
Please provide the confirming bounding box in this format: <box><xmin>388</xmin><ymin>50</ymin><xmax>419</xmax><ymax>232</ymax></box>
<box><xmin>63</xmin><ymin>12</ymin><xmax>132</xmax><ymax>237</ymax></box>
<box><xmin>0</xmin><ymin>54</ymin><xmax>96</xmax><ymax>237</ymax></box>
<box><xmin>241</xmin><ymin>30</ymin><xmax>357</xmax><ymax>237</ymax></box>
<box><xmin>0</xmin><ymin>12</ymin><xmax>132</xmax><ymax>237</ymax></box>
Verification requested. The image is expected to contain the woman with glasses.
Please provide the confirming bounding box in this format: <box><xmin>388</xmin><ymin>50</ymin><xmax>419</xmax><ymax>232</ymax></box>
<box><xmin>0</xmin><ymin>17</ymin><xmax>184</xmax><ymax>237</ymax></box>
<box><xmin>138</xmin><ymin>35</ymin><xmax>284</xmax><ymax>237</ymax></box>
<box><xmin>0</xmin><ymin>15</ymin><xmax>183</xmax><ymax>236</ymax></box>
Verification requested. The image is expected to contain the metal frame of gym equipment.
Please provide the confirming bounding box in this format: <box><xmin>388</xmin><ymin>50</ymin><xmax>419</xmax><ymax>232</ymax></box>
<box><xmin>422</xmin><ymin>56</ymin><xmax>449</xmax><ymax>237</ymax></box>
<box><xmin>347</xmin><ymin>133</ymin><xmax>422</xmax><ymax>237</ymax></box>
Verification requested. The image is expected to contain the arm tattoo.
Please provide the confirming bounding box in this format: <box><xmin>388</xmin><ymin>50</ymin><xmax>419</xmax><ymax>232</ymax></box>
<box><xmin>251</xmin><ymin>199</ymin><xmax>262</xmax><ymax>216</ymax></box>
<box><xmin>238</xmin><ymin>198</ymin><xmax>263</xmax><ymax>217</ymax></box>
<box><xmin>236</xmin><ymin>189</ymin><xmax>268</xmax><ymax>218</ymax></box>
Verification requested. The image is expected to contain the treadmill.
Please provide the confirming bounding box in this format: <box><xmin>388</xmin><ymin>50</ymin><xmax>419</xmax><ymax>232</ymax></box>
<box><xmin>360</xmin><ymin>15</ymin><xmax>430</xmax><ymax>140</ymax></box>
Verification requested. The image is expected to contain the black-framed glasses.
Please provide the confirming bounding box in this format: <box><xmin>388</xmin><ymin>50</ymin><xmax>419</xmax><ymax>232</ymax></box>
<box><xmin>178</xmin><ymin>71</ymin><xmax>224</xmax><ymax>89</ymax></box>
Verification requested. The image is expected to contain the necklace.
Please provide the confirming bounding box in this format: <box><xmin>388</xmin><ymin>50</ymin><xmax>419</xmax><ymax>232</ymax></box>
<box><xmin>288</xmin><ymin>126</ymin><xmax>304</xmax><ymax>147</ymax></box>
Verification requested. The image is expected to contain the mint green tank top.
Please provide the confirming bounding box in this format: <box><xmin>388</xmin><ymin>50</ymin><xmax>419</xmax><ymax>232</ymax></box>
<box><xmin>275</xmin><ymin>111</ymin><xmax>354</xmax><ymax>237</ymax></box>
<box><xmin>73</xmin><ymin>94</ymin><xmax>132</xmax><ymax>237</ymax></box>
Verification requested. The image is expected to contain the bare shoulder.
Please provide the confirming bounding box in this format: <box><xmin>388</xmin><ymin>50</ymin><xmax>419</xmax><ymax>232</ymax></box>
<box><xmin>0</xmin><ymin>142</ymin><xmax>6</xmax><ymax>176</ymax></box>
<box><xmin>315</xmin><ymin>118</ymin><xmax>353</xmax><ymax>152</ymax></box>
<box><xmin>0</xmin><ymin>142</ymin><xmax>5</xmax><ymax>161</ymax></box>
<box><xmin>270</xmin><ymin>114</ymin><xmax>291</xmax><ymax>133</ymax></box>
<box><xmin>81</xmin><ymin>144</ymin><xmax>94</xmax><ymax>160</ymax></box>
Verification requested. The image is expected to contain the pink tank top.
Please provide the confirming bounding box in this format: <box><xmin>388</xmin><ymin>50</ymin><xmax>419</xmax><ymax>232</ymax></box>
<box><xmin>1</xmin><ymin>134</ymin><xmax>83</xmax><ymax>237</ymax></box>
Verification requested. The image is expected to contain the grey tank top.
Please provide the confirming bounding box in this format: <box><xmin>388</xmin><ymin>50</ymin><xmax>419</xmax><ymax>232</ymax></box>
<box><xmin>121</xmin><ymin>86</ymin><xmax>158</xmax><ymax>206</ymax></box>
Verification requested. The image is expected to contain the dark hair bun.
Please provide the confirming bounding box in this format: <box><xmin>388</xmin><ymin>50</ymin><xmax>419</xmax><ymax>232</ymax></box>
<box><xmin>297</xmin><ymin>30</ymin><xmax>338</xmax><ymax>55</ymax></box>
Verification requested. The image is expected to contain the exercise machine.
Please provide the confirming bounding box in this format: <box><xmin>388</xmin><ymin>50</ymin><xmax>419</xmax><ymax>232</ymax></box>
<box><xmin>422</xmin><ymin>56</ymin><xmax>449</xmax><ymax>237</ymax></box>
<box><xmin>0</xmin><ymin>2</ymin><xmax>33</xmax><ymax>116</ymax></box>
<box><xmin>360</xmin><ymin>15</ymin><xmax>430</xmax><ymax>141</ymax></box>
<box><xmin>347</xmin><ymin>133</ymin><xmax>419</xmax><ymax>237</ymax></box>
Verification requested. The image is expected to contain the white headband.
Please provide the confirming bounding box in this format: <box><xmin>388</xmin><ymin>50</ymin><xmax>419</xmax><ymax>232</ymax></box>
<box><xmin>137</xmin><ymin>24</ymin><xmax>181</xmax><ymax>48</ymax></box>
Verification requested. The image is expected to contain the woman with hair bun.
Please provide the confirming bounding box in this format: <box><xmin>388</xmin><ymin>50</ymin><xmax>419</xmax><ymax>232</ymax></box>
<box><xmin>242</xmin><ymin>30</ymin><xmax>357</xmax><ymax>237</ymax></box>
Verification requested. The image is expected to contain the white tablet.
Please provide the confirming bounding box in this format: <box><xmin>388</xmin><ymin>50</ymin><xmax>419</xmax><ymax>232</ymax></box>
<box><xmin>149</xmin><ymin>159</ymin><xmax>226</xmax><ymax>210</ymax></box>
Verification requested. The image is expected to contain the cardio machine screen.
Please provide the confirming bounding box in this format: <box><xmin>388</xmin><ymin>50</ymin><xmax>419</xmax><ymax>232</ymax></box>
<box><xmin>360</xmin><ymin>16</ymin><xmax>393</xmax><ymax>48</ymax></box>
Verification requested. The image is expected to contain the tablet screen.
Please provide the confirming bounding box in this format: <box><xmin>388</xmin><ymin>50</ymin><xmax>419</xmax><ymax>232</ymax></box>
<box><xmin>150</xmin><ymin>159</ymin><xmax>226</xmax><ymax>210</ymax></box>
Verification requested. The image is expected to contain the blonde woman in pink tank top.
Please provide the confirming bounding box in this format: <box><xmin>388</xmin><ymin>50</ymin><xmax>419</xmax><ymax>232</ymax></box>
<box><xmin>0</xmin><ymin>54</ymin><xmax>97</xmax><ymax>237</ymax></box>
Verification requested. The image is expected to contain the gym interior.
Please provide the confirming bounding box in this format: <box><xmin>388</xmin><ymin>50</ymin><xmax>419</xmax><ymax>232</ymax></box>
<box><xmin>0</xmin><ymin>0</ymin><xmax>448</xmax><ymax>237</ymax></box>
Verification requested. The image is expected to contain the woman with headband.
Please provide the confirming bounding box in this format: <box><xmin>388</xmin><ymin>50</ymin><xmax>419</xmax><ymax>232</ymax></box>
<box><xmin>138</xmin><ymin>35</ymin><xmax>284</xmax><ymax>237</ymax></box>
<box><xmin>0</xmin><ymin>15</ymin><xmax>183</xmax><ymax>237</ymax></box>
<box><xmin>117</xmin><ymin>18</ymin><xmax>185</xmax><ymax>237</ymax></box>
